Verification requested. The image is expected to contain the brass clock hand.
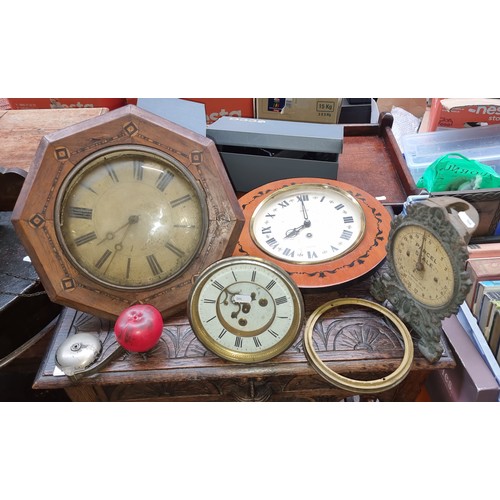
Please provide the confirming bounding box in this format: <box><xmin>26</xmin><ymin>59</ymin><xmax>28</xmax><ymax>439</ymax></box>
<box><xmin>97</xmin><ymin>215</ymin><xmax>139</xmax><ymax>245</ymax></box>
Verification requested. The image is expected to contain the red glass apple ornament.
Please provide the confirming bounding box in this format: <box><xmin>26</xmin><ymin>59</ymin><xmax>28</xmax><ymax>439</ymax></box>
<box><xmin>114</xmin><ymin>304</ymin><xmax>164</xmax><ymax>353</ymax></box>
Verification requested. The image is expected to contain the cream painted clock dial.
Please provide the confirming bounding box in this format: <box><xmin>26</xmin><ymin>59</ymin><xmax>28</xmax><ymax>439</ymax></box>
<box><xmin>56</xmin><ymin>145</ymin><xmax>206</xmax><ymax>289</ymax></box>
<box><xmin>188</xmin><ymin>256</ymin><xmax>305</xmax><ymax>363</ymax></box>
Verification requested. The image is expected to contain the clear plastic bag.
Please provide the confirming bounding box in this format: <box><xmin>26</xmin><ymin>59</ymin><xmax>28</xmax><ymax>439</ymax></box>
<box><xmin>416</xmin><ymin>152</ymin><xmax>500</xmax><ymax>192</ymax></box>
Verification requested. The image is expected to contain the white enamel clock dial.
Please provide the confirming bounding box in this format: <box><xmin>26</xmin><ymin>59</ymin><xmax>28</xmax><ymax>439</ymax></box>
<box><xmin>250</xmin><ymin>183</ymin><xmax>366</xmax><ymax>264</ymax></box>
<box><xmin>188</xmin><ymin>256</ymin><xmax>305</xmax><ymax>363</ymax></box>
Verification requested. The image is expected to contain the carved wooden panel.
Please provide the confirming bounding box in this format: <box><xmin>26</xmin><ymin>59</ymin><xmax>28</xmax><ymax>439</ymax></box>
<box><xmin>34</xmin><ymin>279</ymin><xmax>455</xmax><ymax>402</ymax></box>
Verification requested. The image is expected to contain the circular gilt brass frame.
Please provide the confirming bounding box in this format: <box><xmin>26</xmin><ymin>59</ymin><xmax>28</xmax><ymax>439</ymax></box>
<box><xmin>303</xmin><ymin>298</ymin><xmax>414</xmax><ymax>394</ymax></box>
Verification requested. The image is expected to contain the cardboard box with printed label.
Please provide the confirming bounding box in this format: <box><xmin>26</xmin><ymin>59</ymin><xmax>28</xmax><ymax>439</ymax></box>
<box><xmin>255</xmin><ymin>98</ymin><xmax>342</xmax><ymax>124</ymax></box>
<box><xmin>7</xmin><ymin>98</ymin><xmax>136</xmax><ymax>110</ymax></box>
<box><xmin>183</xmin><ymin>98</ymin><xmax>255</xmax><ymax>125</ymax></box>
<box><xmin>428</xmin><ymin>98</ymin><xmax>500</xmax><ymax>131</ymax></box>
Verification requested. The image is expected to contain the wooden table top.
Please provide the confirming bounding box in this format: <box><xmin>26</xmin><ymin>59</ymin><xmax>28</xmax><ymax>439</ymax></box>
<box><xmin>34</xmin><ymin>275</ymin><xmax>455</xmax><ymax>395</ymax></box>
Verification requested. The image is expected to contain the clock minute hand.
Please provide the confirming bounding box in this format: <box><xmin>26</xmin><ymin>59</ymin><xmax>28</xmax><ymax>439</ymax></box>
<box><xmin>284</xmin><ymin>197</ymin><xmax>312</xmax><ymax>239</ymax></box>
<box><xmin>97</xmin><ymin>215</ymin><xmax>139</xmax><ymax>245</ymax></box>
<box><xmin>299</xmin><ymin>196</ymin><xmax>310</xmax><ymax>223</ymax></box>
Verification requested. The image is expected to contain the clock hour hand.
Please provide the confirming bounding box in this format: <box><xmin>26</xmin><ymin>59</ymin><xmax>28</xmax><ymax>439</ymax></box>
<box><xmin>284</xmin><ymin>219</ymin><xmax>311</xmax><ymax>239</ymax></box>
<box><xmin>97</xmin><ymin>215</ymin><xmax>139</xmax><ymax>245</ymax></box>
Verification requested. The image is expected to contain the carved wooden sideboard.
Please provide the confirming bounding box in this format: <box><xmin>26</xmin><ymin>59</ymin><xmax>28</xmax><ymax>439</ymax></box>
<box><xmin>33</xmin><ymin>278</ymin><xmax>455</xmax><ymax>402</ymax></box>
<box><xmin>5</xmin><ymin>109</ymin><xmax>453</xmax><ymax>401</ymax></box>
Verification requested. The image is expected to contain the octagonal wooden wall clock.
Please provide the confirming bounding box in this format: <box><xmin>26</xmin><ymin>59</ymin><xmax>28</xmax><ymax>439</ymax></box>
<box><xmin>12</xmin><ymin>105</ymin><xmax>245</xmax><ymax>320</ymax></box>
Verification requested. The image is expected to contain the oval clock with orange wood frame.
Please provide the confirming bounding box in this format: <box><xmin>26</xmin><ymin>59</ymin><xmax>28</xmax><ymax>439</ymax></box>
<box><xmin>11</xmin><ymin>105</ymin><xmax>244</xmax><ymax>320</ymax></box>
<box><xmin>234</xmin><ymin>177</ymin><xmax>391</xmax><ymax>288</ymax></box>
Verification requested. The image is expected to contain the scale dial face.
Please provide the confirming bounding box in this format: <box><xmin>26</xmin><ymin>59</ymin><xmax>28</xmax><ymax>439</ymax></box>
<box><xmin>56</xmin><ymin>145</ymin><xmax>208</xmax><ymax>290</ymax></box>
<box><xmin>392</xmin><ymin>225</ymin><xmax>455</xmax><ymax>308</ymax></box>
<box><xmin>250</xmin><ymin>183</ymin><xmax>366</xmax><ymax>264</ymax></box>
<box><xmin>188</xmin><ymin>256</ymin><xmax>304</xmax><ymax>363</ymax></box>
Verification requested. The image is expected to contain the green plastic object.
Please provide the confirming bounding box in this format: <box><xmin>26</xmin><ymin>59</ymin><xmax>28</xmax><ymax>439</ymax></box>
<box><xmin>416</xmin><ymin>152</ymin><xmax>500</xmax><ymax>192</ymax></box>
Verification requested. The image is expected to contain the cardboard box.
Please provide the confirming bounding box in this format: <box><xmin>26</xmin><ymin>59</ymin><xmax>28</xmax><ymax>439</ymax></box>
<box><xmin>428</xmin><ymin>98</ymin><xmax>500</xmax><ymax>131</ymax></box>
<box><xmin>7</xmin><ymin>98</ymin><xmax>136</xmax><ymax>110</ymax></box>
<box><xmin>183</xmin><ymin>98</ymin><xmax>255</xmax><ymax>125</ymax></box>
<box><xmin>206</xmin><ymin>116</ymin><xmax>343</xmax><ymax>192</ymax></box>
<box><xmin>468</xmin><ymin>242</ymin><xmax>500</xmax><ymax>259</ymax></box>
<box><xmin>376</xmin><ymin>98</ymin><xmax>428</xmax><ymax>119</ymax></box>
<box><xmin>255</xmin><ymin>98</ymin><xmax>342</xmax><ymax>124</ymax></box>
<box><xmin>418</xmin><ymin>107</ymin><xmax>432</xmax><ymax>133</ymax></box>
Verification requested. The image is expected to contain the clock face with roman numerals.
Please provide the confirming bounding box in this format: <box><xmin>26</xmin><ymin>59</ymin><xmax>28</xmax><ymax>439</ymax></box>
<box><xmin>235</xmin><ymin>178</ymin><xmax>392</xmax><ymax>289</ymax></box>
<box><xmin>250</xmin><ymin>183</ymin><xmax>366</xmax><ymax>264</ymax></box>
<box><xmin>56</xmin><ymin>145</ymin><xmax>207</xmax><ymax>289</ymax></box>
<box><xmin>188</xmin><ymin>256</ymin><xmax>304</xmax><ymax>363</ymax></box>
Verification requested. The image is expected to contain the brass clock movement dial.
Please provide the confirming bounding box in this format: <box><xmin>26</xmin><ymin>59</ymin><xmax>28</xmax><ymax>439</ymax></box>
<box><xmin>235</xmin><ymin>178</ymin><xmax>392</xmax><ymax>288</ymax></box>
<box><xmin>12</xmin><ymin>105</ymin><xmax>244</xmax><ymax>320</ymax></box>
<box><xmin>188</xmin><ymin>256</ymin><xmax>305</xmax><ymax>363</ymax></box>
<box><xmin>371</xmin><ymin>196</ymin><xmax>479</xmax><ymax>363</ymax></box>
